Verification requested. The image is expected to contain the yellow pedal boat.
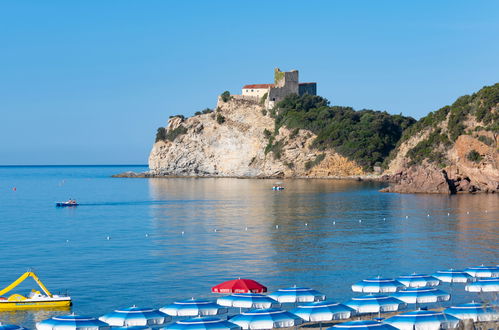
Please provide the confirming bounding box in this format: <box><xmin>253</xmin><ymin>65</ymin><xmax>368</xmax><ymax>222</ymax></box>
<box><xmin>0</xmin><ymin>271</ymin><xmax>71</xmax><ymax>310</ymax></box>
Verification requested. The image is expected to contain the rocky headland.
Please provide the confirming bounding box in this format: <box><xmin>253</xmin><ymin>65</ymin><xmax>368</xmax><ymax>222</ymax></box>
<box><xmin>117</xmin><ymin>83</ymin><xmax>498</xmax><ymax>194</ymax></box>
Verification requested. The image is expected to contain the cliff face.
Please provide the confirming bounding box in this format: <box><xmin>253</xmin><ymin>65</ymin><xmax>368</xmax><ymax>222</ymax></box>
<box><xmin>382</xmin><ymin>84</ymin><xmax>499</xmax><ymax>193</ymax></box>
<box><xmin>148</xmin><ymin>96</ymin><xmax>364</xmax><ymax>178</ymax></box>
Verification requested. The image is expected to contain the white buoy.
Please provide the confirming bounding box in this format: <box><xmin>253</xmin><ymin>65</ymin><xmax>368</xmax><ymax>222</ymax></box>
<box><xmin>245</xmin><ymin>227</ymin><xmax>248</xmax><ymax>231</ymax></box>
<box><xmin>145</xmin><ymin>233</ymin><xmax>149</xmax><ymax>237</ymax></box>
<box><xmin>214</xmin><ymin>229</ymin><xmax>217</xmax><ymax>232</ymax></box>
<box><xmin>333</xmin><ymin>221</ymin><xmax>336</xmax><ymax>225</ymax></box>
<box><xmin>66</xmin><ymin>239</ymin><xmax>69</xmax><ymax>243</ymax></box>
<box><xmin>275</xmin><ymin>225</ymin><xmax>279</xmax><ymax>229</ymax></box>
<box><xmin>448</xmin><ymin>213</ymin><xmax>450</xmax><ymax>216</ymax></box>
<box><xmin>427</xmin><ymin>214</ymin><xmax>430</xmax><ymax>217</ymax></box>
<box><xmin>106</xmin><ymin>236</ymin><xmax>110</xmax><ymax>240</ymax></box>
<box><xmin>305</xmin><ymin>223</ymin><xmax>308</xmax><ymax>226</ymax></box>
<box><xmin>405</xmin><ymin>215</ymin><xmax>409</xmax><ymax>219</ymax></box>
<box><xmin>383</xmin><ymin>218</ymin><xmax>386</xmax><ymax>221</ymax></box>
<box><xmin>359</xmin><ymin>219</ymin><xmax>362</xmax><ymax>223</ymax></box>
<box><xmin>467</xmin><ymin>211</ymin><xmax>470</xmax><ymax>214</ymax></box>
<box><xmin>181</xmin><ymin>231</ymin><xmax>184</xmax><ymax>235</ymax></box>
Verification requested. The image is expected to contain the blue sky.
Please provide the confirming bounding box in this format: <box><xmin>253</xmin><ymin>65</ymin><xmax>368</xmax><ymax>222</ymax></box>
<box><xmin>1</xmin><ymin>1</ymin><xmax>498</xmax><ymax>165</ymax></box>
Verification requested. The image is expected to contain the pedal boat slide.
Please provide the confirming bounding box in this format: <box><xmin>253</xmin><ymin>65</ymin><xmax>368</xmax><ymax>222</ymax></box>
<box><xmin>0</xmin><ymin>271</ymin><xmax>71</xmax><ymax>310</ymax></box>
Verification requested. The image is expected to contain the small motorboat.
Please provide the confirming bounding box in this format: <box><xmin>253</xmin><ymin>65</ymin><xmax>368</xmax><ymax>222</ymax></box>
<box><xmin>56</xmin><ymin>200</ymin><xmax>78</xmax><ymax>207</ymax></box>
<box><xmin>0</xmin><ymin>271</ymin><xmax>71</xmax><ymax>310</ymax></box>
<box><xmin>272</xmin><ymin>182</ymin><xmax>285</xmax><ymax>191</ymax></box>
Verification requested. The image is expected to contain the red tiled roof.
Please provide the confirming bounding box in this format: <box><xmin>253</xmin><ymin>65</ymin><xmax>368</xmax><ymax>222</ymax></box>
<box><xmin>242</xmin><ymin>84</ymin><xmax>274</xmax><ymax>89</ymax></box>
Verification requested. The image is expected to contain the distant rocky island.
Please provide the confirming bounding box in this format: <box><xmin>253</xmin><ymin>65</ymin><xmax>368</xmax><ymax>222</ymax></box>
<box><xmin>115</xmin><ymin>68</ymin><xmax>498</xmax><ymax>194</ymax></box>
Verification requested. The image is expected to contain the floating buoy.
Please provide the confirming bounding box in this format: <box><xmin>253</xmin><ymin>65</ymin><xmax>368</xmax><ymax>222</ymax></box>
<box><xmin>106</xmin><ymin>236</ymin><xmax>110</xmax><ymax>240</ymax></box>
<box><xmin>448</xmin><ymin>213</ymin><xmax>450</xmax><ymax>216</ymax></box>
<box><xmin>181</xmin><ymin>231</ymin><xmax>184</xmax><ymax>235</ymax></box>
<box><xmin>12</xmin><ymin>187</ymin><xmax>16</xmax><ymax>191</ymax></box>
<box><xmin>359</xmin><ymin>219</ymin><xmax>362</xmax><ymax>223</ymax></box>
<box><xmin>405</xmin><ymin>215</ymin><xmax>409</xmax><ymax>219</ymax></box>
<box><xmin>245</xmin><ymin>227</ymin><xmax>248</xmax><ymax>231</ymax></box>
<box><xmin>305</xmin><ymin>223</ymin><xmax>308</xmax><ymax>226</ymax></box>
<box><xmin>66</xmin><ymin>239</ymin><xmax>69</xmax><ymax>243</ymax></box>
<box><xmin>427</xmin><ymin>214</ymin><xmax>430</xmax><ymax>217</ymax></box>
<box><xmin>145</xmin><ymin>233</ymin><xmax>149</xmax><ymax>237</ymax></box>
<box><xmin>214</xmin><ymin>229</ymin><xmax>217</xmax><ymax>232</ymax></box>
<box><xmin>275</xmin><ymin>225</ymin><xmax>279</xmax><ymax>229</ymax></box>
<box><xmin>333</xmin><ymin>221</ymin><xmax>336</xmax><ymax>225</ymax></box>
<box><xmin>467</xmin><ymin>211</ymin><xmax>470</xmax><ymax>214</ymax></box>
<box><xmin>383</xmin><ymin>218</ymin><xmax>386</xmax><ymax>221</ymax></box>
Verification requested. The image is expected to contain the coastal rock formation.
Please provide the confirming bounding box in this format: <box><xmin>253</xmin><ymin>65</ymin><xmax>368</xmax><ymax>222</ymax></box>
<box><xmin>148</xmin><ymin>96</ymin><xmax>365</xmax><ymax>178</ymax></box>
<box><xmin>382</xmin><ymin>84</ymin><xmax>499</xmax><ymax>194</ymax></box>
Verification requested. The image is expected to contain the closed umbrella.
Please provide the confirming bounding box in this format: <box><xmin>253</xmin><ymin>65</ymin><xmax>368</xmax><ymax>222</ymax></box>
<box><xmin>269</xmin><ymin>286</ymin><xmax>325</xmax><ymax>303</ymax></box>
<box><xmin>464</xmin><ymin>265</ymin><xmax>499</xmax><ymax>278</ymax></box>
<box><xmin>161</xmin><ymin>299</ymin><xmax>227</xmax><ymax>316</ymax></box>
<box><xmin>290</xmin><ymin>301</ymin><xmax>353</xmax><ymax>330</ymax></box>
<box><xmin>444</xmin><ymin>302</ymin><xmax>498</xmax><ymax>322</ymax></box>
<box><xmin>465</xmin><ymin>277</ymin><xmax>499</xmax><ymax>292</ymax></box>
<box><xmin>391</xmin><ymin>287</ymin><xmax>450</xmax><ymax>306</ymax></box>
<box><xmin>384</xmin><ymin>310</ymin><xmax>460</xmax><ymax>330</ymax></box>
<box><xmin>351</xmin><ymin>277</ymin><xmax>404</xmax><ymax>293</ymax></box>
<box><xmin>329</xmin><ymin>320</ymin><xmax>397</xmax><ymax>330</ymax></box>
<box><xmin>0</xmin><ymin>323</ymin><xmax>28</xmax><ymax>330</ymax></box>
<box><xmin>37</xmin><ymin>315</ymin><xmax>111</xmax><ymax>330</ymax></box>
<box><xmin>432</xmin><ymin>269</ymin><xmax>472</xmax><ymax>283</ymax></box>
<box><xmin>396</xmin><ymin>274</ymin><xmax>440</xmax><ymax>288</ymax></box>
<box><xmin>99</xmin><ymin>306</ymin><xmax>170</xmax><ymax>326</ymax></box>
<box><xmin>212</xmin><ymin>279</ymin><xmax>267</xmax><ymax>294</ymax></box>
<box><xmin>163</xmin><ymin>317</ymin><xmax>241</xmax><ymax>330</ymax></box>
<box><xmin>230</xmin><ymin>308</ymin><xmax>303</xmax><ymax>329</ymax></box>
<box><xmin>217</xmin><ymin>293</ymin><xmax>279</xmax><ymax>310</ymax></box>
<box><xmin>344</xmin><ymin>294</ymin><xmax>406</xmax><ymax>315</ymax></box>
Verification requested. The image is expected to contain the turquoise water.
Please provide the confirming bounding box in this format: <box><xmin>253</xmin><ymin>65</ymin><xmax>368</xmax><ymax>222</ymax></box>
<box><xmin>0</xmin><ymin>166</ymin><xmax>497</xmax><ymax>327</ymax></box>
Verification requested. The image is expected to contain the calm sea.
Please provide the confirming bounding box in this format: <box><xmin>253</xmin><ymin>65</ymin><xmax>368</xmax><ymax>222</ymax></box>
<box><xmin>0</xmin><ymin>165</ymin><xmax>497</xmax><ymax>328</ymax></box>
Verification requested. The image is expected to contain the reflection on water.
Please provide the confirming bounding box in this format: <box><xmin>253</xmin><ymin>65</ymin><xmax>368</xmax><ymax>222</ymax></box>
<box><xmin>0</xmin><ymin>167</ymin><xmax>497</xmax><ymax>328</ymax></box>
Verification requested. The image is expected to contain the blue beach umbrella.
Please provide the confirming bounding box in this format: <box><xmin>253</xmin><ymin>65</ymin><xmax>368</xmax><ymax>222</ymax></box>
<box><xmin>351</xmin><ymin>277</ymin><xmax>404</xmax><ymax>293</ymax></box>
<box><xmin>465</xmin><ymin>277</ymin><xmax>499</xmax><ymax>292</ymax></box>
<box><xmin>344</xmin><ymin>294</ymin><xmax>406</xmax><ymax>315</ymax></box>
<box><xmin>432</xmin><ymin>269</ymin><xmax>472</xmax><ymax>283</ymax></box>
<box><xmin>268</xmin><ymin>286</ymin><xmax>325</xmax><ymax>303</ymax></box>
<box><xmin>99</xmin><ymin>306</ymin><xmax>170</xmax><ymax>326</ymax></box>
<box><xmin>291</xmin><ymin>301</ymin><xmax>354</xmax><ymax>330</ymax></box>
<box><xmin>464</xmin><ymin>265</ymin><xmax>499</xmax><ymax>278</ymax></box>
<box><xmin>391</xmin><ymin>287</ymin><xmax>450</xmax><ymax>305</ymax></box>
<box><xmin>444</xmin><ymin>302</ymin><xmax>499</xmax><ymax>322</ymax></box>
<box><xmin>396</xmin><ymin>274</ymin><xmax>440</xmax><ymax>288</ymax></box>
<box><xmin>230</xmin><ymin>308</ymin><xmax>303</xmax><ymax>329</ymax></box>
<box><xmin>217</xmin><ymin>293</ymin><xmax>279</xmax><ymax>309</ymax></box>
<box><xmin>329</xmin><ymin>320</ymin><xmax>397</xmax><ymax>330</ymax></box>
<box><xmin>0</xmin><ymin>323</ymin><xmax>28</xmax><ymax>330</ymax></box>
<box><xmin>37</xmin><ymin>315</ymin><xmax>111</xmax><ymax>330</ymax></box>
<box><xmin>163</xmin><ymin>317</ymin><xmax>241</xmax><ymax>330</ymax></box>
<box><xmin>161</xmin><ymin>298</ymin><xmax>228</xmax><ymax>316</ymax></box>
<box><xmin>384</xmin><ymin>310</ymin><xmax>460</xmax><ymax>330</ymax></box>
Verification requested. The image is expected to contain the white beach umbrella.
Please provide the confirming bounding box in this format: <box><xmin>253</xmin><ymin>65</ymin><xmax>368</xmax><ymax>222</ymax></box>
<box><xmin>444</xmin><ymin>302</ymin><xmax>499</xmax><ymax>322</ymax></box>
<box><xmin>230</xmin><ymin>308</ymin><xmax>303</xmax><ymax>329</ymax></box>
<box><xmin>37</xmin><ymin>315</ymin><xmax>111</xmax><ymax>330</ymax></box>
<box><xmin>99</xmin><ymin>306</ymin><xmax>170</xmax><ymax>327</ymax></box>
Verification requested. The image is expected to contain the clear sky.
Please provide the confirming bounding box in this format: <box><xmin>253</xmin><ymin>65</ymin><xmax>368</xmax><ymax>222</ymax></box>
<box><xmin>1</xmin><ymin>1</ymin><xmax>498</xmax><ymax>165</ymax></box>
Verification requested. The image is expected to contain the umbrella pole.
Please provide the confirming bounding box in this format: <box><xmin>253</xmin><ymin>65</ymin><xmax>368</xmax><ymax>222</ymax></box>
<box><xmin>320</xmin><ymin>321</ymin><xmax>322</xmax><ymax>330</ymax></box>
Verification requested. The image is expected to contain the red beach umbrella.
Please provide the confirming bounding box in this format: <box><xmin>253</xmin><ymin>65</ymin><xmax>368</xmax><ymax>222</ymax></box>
<box><xmin>212</xmin><ymin>278</ymin><xmax>267</xmax><ymax>294</ymax></box>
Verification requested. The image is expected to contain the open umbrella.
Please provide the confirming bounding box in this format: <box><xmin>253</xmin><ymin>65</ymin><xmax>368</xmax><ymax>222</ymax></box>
<box><xmin>37</xmin><ymin>315</ymin><xmax>111</xmax><ymax>330</ymax></box>
<box><xmin>99</xmin><ymin>306</ymin><xmax>170</xmax><ymax>326</ymax></box>
<box><xmin>444</xmin><ymin>302</ymin><xmax>499</xmax><ymax>322</ymax></box>
<box><xmin>465</xmin><ymin>277</ymin><xmax>499</xmax><ymax>292</ymax></box>
<box><xmin>163</xmin><ymin>317</ymin><xmax>241</xmax><ymax>330</ymax></box>
<box><xmin>344</xmin><ymin>294</ymin><xmax>406</xmax><ymax>315</ymax></box>
<box><xmin>290</xmin><ymin>301</ymin><xmax>353</xmax><ymax>330</ymax></box>
<box><xmin>464</xmin><ymin>265</ymin><xmax>499</xmax><ymax>278</ymax></box>
<box><xmin>396</xmin><ymin>274</ymin><xmax>440</xmax><ymax>288</ymax></box>
<box><xmin>268</xmin><ymin>286</ymin><xmax>325</xmax><ymax>303</ymax></box>
<box><xmin>351</xmin><ymin>277</ymin><xmax>404</xmax><ymax>293</ymax></box>
<box><xmin>432</xmin><ymin>269</ymin><xmax>472</xmax><ymax>283</ymax></box>
<box><xmin>212</xmin><ymin>279</ymin><xmax>267</xmax><ymax>294</ymax></box>
<box><xmin>161</xmin><ymin>299</ymin><xmax>227</xmax><ymax>316</ymax></box>
<box><xmin>390</xmin><ymin>287</ymin><xmax>450</xmax><ymax>305</ymax></box>
<box><xmin>329</xmin><ymin>320</ymin><xmax>397</xmax><ymax>330</ymax></box>
<box><xmin>384</xmin><ymin>310</ymin><xmax>460</xmax><ymax>330</ymax></box>
<box><xmin>0</xmin><ymin>323</ymin><xmax>28</xmax><ymax>330</ymax></box>
<box><xmin>217</xmin><ymin>293</ymin><xmax>279</xmax><ymax>309</ymax></box>
<box><xmin>230</xmin><ymin>308</ymin><xmax>303</xmax><ymax>329</ymax></box>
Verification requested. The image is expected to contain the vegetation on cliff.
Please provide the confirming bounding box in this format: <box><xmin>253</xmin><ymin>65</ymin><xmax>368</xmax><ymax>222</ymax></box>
<box><xmin>386</xmin><ymin>83</ymin><xmax>499</xmax><ymax>167</ymax></box>
<box><xmin>269</xmin><ymin>94</ymin><xmax>415</xmax><ymax>170</ymax></box>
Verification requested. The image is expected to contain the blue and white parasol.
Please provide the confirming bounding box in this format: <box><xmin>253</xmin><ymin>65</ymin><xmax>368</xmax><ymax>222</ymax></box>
<box><xmin>432</xmin><ymin>269</ymin><xmax>472</xmax><ymax>283</ymax></box>
<box><xmin>268</xmin><ymin>286</ymin><xmax>325</xmax><ymax>303</ymax></box>
<box><xmin>0</xmin><ymin>323</ymin><xmax>28</xmax><ymax>330</ymax></box>
<box><xmin>329</xmin><ymin>320</ymin><xmax>397</xmax><ymax>330</ymax></box>
<box><xmin>384</xmin><ymin>310</ymin><xmax>460</xmax><ymax>330</ymax></box>
<box><xmin>351</xmin><ymin>277</ymin><xmax>404</xmax><ymax>293</ymax></box>
<box><xmin>344</xmin><ymin>295</ymin><xmax>406</xmax><ymax>314</ymax></box>
<box><xmin>37</xmin><ymin>315</ymin><xmax>111</xmax><ymax>330</ymax></box>
<box><xmin>444</xmin><ymin>302</ymin><xmax>499</xmax><ymax>322</ymax></box>
<box><xmin>396</xmin><ymin>274</ymin><xmax>440</xmax><ymax>288</ymax></box>
<box><xmin>290</xmin><ymin>301</ymin><xmax>354</xmax><ymax>321</ymax></box>
<box><xmin>161</xmin><ymin>298</ymin><xmax>227</xmax><ymax>316</ymax></box>
<box><xmin>390</xmin><ymin>287</ymin><xmax>450</xmax><ymax>304</ymax></box>
<box><xmin>465</xmin><ymin>277</ymin><xmax>499</xmax><ymax>292</ymax></box>
<box><xmin>99</xmin><ymin>306</ymin><xmax>170</xmax><ymax>326</ymax></box>
<box><xmin>230</xmin><ymin>308</ymin><xmax>303</xmax><ymax>329</ymax></box>
<box><xmin>217</xmin><ymin>293</ymin><xmax>279</xmax><ymax>309</ymax></box>
<box><xmin>163</xmin><ymin>317</ymin><xmax>241</xmax><ymax>330</ymax></box>
<box><xmin>464</xmin><ymin>265</ymin><xmax>499</xmax><ymax>278</ymax></box>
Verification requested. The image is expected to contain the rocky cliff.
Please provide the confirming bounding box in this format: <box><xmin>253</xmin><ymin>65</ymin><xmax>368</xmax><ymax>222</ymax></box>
<box><xmin>148</xmin><ymin>96</ymin><xmax>365</xmax><ymax>178</ymax></box>
<box><xmin>382</xmin><ymin>83</ymin><xmax>499</xmax><ymax>194</ymax></box>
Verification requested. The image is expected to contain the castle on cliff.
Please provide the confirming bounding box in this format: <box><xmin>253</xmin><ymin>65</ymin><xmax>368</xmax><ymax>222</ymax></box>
<box><xmin>241</xmin><ymin>68</ymin><xmax>316</xmax><ymax>109</ymax></box>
